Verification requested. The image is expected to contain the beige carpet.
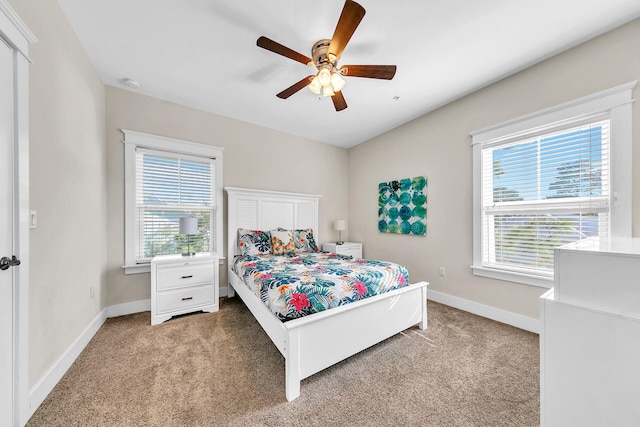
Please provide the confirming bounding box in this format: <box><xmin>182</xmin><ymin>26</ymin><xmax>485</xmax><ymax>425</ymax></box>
<box><xmin>27</xmin><ymin>298</ymin><xmax>540</xmax><ymax>426</ymax></box>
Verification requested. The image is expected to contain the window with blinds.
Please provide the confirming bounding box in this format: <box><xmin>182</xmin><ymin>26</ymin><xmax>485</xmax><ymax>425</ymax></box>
<box><xmin>135</xmin><ymin>148</ymin><xmax>214</xmax><ymax>262</ymax></box>
<box><xmin>480</xmin><ymin>116</ymin><xmax>610</xmax><ymax>277</ymax></box>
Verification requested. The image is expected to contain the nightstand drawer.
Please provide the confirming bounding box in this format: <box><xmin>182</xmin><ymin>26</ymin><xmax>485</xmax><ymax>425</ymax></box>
<box><xmin>156</xmin><ymin>284</ymin><xmax>214</xmax><ymax>314</ymax></box>
<box><xmin>339</xmin><ymin>247</ymin><xmax>361</xmax><ymax>258</ymax></box>
<box><xmin>156</xmin><ymin>262</ymin><xmax>214</xmax><ymax>291</ymax></box>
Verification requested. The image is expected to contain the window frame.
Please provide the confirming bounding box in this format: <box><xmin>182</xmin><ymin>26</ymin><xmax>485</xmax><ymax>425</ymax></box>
<box><xmin>470</xmin><ymin>82</ymin><xmax>635</xmax><ymax>288</ymax></box>
<box><xmin>122</xmin><ymin>129</ymin><xmax>224</xmax><ymax>274</ymax></box>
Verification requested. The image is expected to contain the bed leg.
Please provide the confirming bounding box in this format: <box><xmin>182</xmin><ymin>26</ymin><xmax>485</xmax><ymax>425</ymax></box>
<box><xmin>419</xmin><ymin>284</ymin><xmax>428</xmax><ymax>330</ymax></box>
<box><xmin>285</xmin><ymin>330</ymin><xmax>301</xmax><ymax>401</ymax></box>
<box><xmin>227</xmin><ymin>284</ymin><xmax>235</xmax><ymax>298</ymax></box>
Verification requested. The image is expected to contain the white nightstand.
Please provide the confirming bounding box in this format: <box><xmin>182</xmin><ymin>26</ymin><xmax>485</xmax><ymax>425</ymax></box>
<box><xmin>322</xmin><ymin>242</ymin><xmax>362</xmax><ymax>258</ymax></box>
<box><xmin>150</xmin><ymin>253</ymin><xmax>219</xmax><ymax>325</ymax></box>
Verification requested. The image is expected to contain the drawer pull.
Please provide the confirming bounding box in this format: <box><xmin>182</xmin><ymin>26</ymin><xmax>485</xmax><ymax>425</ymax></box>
<box><xmin>181</xmin><ymin>275</ymin><xmax>193</xmax><ymax>279</ymax></box>
<box><xmin>181</xmin><ymin>297</ymin><xmax>193</xmax><ymax>301</ymax></box>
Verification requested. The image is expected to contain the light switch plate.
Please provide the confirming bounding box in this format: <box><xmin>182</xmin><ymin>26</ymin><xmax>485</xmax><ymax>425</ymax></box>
<box><xmin>29</xmin><ymin>210</ymin><xmax>37</xmax><ymax>229</ymax></box>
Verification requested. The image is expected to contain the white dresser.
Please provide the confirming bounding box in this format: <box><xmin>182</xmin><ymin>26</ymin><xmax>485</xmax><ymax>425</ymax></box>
<box><xmin>540</xmin><ymin>237</ymin><xmax>640</xmax><ymax>426</ymax></box>
<box><xmin>151</xmin><ymin>253</ymin><xmax>219</xmax><ymax>325</ymax></box>
<box><xmin>322</xmin><ymin>242</ymin><xmax>362</xmax><ymax>258</ymax></box>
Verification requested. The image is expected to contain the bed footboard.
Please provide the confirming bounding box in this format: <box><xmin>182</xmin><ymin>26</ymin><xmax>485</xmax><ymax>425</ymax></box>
<box><xmin>283</xmin><ymin>281</ymin><xmax>429</xmax><ymax>401</ymax></box>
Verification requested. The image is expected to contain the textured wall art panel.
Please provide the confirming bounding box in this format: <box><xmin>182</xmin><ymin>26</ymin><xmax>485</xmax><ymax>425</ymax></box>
<box><xmin>378</xmin><ymin>176</ymin><xmax>427</xmax><ymax>235</ymax></box>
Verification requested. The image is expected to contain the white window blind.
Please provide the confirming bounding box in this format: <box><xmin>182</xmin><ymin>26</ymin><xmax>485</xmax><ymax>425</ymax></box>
<box><xmin>480</xmin><ymin>116</ymin><xmax>610</xmax><ymax>277</ymax></box>
<box><xmin>135</xmin><ymin>148</ymin><xmax>215</xmax><ymax>262</ymax></box>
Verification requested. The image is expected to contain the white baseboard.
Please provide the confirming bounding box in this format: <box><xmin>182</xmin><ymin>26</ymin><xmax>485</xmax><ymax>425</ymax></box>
<box><xmin>427</xmin><ymin>289</ymin><xmax>540</xmax><ymax>333</ymax></box>
<box><xmin>28</xmin><ymin>307</ymin><xmax>108</xmax><ymax>420</ymax></box>
<box><xmin>107</xmin><ymin>299</ymin><xmax>150</xmax><ymax>317</ymax></box>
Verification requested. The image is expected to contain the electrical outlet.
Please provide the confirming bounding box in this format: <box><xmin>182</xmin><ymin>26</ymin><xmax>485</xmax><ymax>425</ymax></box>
<box><xmin>439</xmin><ymin>267</ymin><xmax>446</xmax><ymax>277</ymax></box>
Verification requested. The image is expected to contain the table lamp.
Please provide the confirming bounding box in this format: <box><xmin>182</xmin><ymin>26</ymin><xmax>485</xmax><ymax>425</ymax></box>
<box><xmin>334</xmin><ymin>219</ymin><xmax>346</xmax><ymax>245</ymax></box>
<box><xmin>179</xmin><ymin>217</ymin><xmax>198</xmax><ymax>256</ymax></box>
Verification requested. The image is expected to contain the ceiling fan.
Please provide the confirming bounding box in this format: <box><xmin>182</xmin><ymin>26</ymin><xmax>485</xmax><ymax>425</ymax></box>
<box><xmin>256</xmin><ymin>0</ymin><xmax>396</xmax><ymax>112</ymax></box>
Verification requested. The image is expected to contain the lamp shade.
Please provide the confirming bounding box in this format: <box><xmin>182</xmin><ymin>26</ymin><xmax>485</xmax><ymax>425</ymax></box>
<box><xmin>179</xmin><ymin>217</ymin><xmax>198</xmax><ymax>234</ymax></box>
<box><xmin>334</xmin><ymin>219</ymin><xmax>346</xmax><ymax>231</ymax></box>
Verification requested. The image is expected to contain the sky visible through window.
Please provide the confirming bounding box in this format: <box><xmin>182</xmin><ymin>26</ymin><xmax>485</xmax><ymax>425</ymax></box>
<box><xmin>492</xmin><ymin>124</ymin><xmax>604</xmax><ymax>202</ymax></box>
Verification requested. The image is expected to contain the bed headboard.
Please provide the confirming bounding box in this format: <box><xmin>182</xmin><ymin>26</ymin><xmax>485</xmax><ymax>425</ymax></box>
<box><xmin>225</xmin><ymin>187</ymin><xmax>322</xmax><ymax>263</ymax></box>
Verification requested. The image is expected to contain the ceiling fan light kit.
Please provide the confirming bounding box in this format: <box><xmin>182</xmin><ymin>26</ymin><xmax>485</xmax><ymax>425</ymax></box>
<box><xmin>331</xmin><ymin>72</ymin><xmax>345</xmax><ymax>92</ymax></box>
<box><xmin>256</xmin><ymin>0</ymin><xmax>396</xmax><ymax>111</ymax></box>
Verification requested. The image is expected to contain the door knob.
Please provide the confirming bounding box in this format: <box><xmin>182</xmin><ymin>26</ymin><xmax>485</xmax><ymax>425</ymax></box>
<box><xmin>0</xmin><ymin>255</ymin><xmax>21</xmax><ymax>271</ymax></box>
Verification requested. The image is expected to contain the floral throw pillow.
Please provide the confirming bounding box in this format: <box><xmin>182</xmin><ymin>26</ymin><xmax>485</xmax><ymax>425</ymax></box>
<box><xmin>294</xmin><ymin>228</ymin><xmax>319</xmax><ymax>253</ymax></box>
<box><xmin>238</xmin><ymin>229</ymin><xmax>271</xmax><ymax>256</ymax></box>
<box><xmin>271</xmin><ymin>230</ymin><xmax>296</xmax><ymax>255</ymax></box>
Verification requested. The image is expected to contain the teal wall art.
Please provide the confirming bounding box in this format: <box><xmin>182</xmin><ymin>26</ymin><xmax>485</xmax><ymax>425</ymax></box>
<box><xmin>378</xmin><ymin>176</ymin><xmax>427</xmax><ymax>235</ymax></box>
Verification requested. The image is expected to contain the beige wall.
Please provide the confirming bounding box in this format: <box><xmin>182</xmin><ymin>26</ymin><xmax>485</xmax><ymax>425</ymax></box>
<box><xmin>8</xmin><ymin>0</ymin><xmax>107</xmax><ymax>387</ymax></box>
<box><xmin>348</xmin><ymin>18</ymin><xmax>640</xmax><ymax>320</ymax></box>
<box><xmin>105</xmin><ymin>87</ymin><xmax>349</xmax><ymax>306</ymax></box>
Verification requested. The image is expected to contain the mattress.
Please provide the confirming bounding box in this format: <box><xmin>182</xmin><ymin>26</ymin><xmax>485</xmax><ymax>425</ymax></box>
<box><xmin>233</xmin><ymin>252</ymin><xmax>410</xmax><ymax>321</ymax></box>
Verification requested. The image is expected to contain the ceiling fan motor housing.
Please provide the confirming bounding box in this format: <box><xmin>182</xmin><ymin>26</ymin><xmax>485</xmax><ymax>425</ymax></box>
<box><xmin>311</xmin><ymin>39</ymin><xmax>334</xmax><ymax>68</ymax></box>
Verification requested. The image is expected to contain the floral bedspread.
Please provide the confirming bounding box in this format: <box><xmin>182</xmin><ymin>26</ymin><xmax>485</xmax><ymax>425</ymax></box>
<box><xmin>233</xmin><ymin>252</ymin><xmax>410</xmax><ymax>322</ymax></box>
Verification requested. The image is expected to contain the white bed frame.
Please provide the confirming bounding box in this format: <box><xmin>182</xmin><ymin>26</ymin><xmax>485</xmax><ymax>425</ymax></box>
<box><xmin>225</xmin><ymin>187</ymin><xmax>429</xmax><ymax>401</ymax></box>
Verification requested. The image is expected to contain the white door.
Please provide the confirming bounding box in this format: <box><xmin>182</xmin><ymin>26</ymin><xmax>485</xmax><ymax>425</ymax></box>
<box><xmin>0</xmin><ymin>37</ymin><xmax>17</xmax><ymax>425</ymax></box>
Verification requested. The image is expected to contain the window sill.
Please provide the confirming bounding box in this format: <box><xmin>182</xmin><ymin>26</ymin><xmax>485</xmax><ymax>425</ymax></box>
<box><xmin>123</xmin><ymin>256</ymin><xmax>226</xmax><ymax>275</ymax></box>
<box><xmin>471</xmin><ymin>265</ymin><xmax>553</xmax><ymax>289</ymax></box>
<box><xmin>123</xmin><ymin>264</ymin><xmax>150</xmax><ymax>275</ymax></box>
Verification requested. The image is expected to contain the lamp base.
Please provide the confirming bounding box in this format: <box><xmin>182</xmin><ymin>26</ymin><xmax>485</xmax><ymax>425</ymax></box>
<box><xmin>182</xmin><ymin>237</ymin><xmax>195</xmax><ymax>256</ymax></box>
<box><xmin>335</xmin><ymin>241</ymin><xmax>344</xmax><ymax>245</ymax></box>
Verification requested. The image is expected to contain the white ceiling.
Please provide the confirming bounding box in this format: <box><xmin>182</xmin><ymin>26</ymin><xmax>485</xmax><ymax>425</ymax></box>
<box><xmin>57</xmin><ymin>0</ymin><xmax>640</xmax><ymax>148</ymax></box>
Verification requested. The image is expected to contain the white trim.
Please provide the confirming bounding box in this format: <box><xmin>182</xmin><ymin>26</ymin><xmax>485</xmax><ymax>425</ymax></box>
<box><xmin>122</xmin><ymin>129</ymin><xmax>224</xmax><ymax>275</ymax></box>
<box><xmin>122</xmin><ymin>129</ymin><xmax>224</xmax><ymax>158</ymax></box>
<box><xmin>106</xmin><ymin>299</ymin><xmax>151</xmax><ymax>318</ymax></box>
<box><xmin>15</xmin><ymin>43</ymin><xmax>31</xmax><ymax>427</ymax></box>
<box><xmin>471</xmin><ymin>265</ymin><xmax>553</xmax><ymax>289</ymax></box>
<box><xmin>470</xmin><ymin>81</ymin><xmax>636</xmax><ymax>143</ymax></box>
<box><xmin>122</xmin><ymin>263</ymin><xmax>150</xmax><ymax>274</ymax></box>
<box><xmin>0</xmin><ymin>0</ymin><xmax>36</xmax><ymax>60</ymax></box>
<box><xmin>223</xmin><ymin>186</ymin><xmax>322</xmax><ymax>201</ymax></box>
<box><xmin>28</xmin><ymin>308</ymin><xmax>107</xmax><ymax>420</ymax></box>
<box><xmin>427</xmin><ymin>289</ymin><xmax>540</xmax><ymax>333</ymax></box>
<box><xmin>471</xmin><ymin>82</ymin><xmax>635</xmax><ymax>287</ymax></box>
<box><xmin>609</xmin><ymin>99</ymin><xmax>633</xmax><ymax>237</ymax></box>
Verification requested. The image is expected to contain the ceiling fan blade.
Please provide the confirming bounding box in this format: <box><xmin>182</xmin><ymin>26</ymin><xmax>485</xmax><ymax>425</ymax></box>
<box><xmin>332</xmin><ymin>91</ymin><xmax>348</xmax><ymax>111</ymax></box>
<box><xmin>327</xmin><ymin>0</ymin><xmax>366</xmax><ymax>62</ymax></box>
<box><xmin>276</xmin><ymin>75</ymin><xmax>315</xmax><ymax>99</ymax></box>
<box><xmin>340</xmin><ymin>65</ymin><xmax>397</xmax><ymax>80</ymax></box>
<box><xmin>257</xmin><ymin>36</ymin><xmax>313</xmax><ymax>66</ymax></box>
